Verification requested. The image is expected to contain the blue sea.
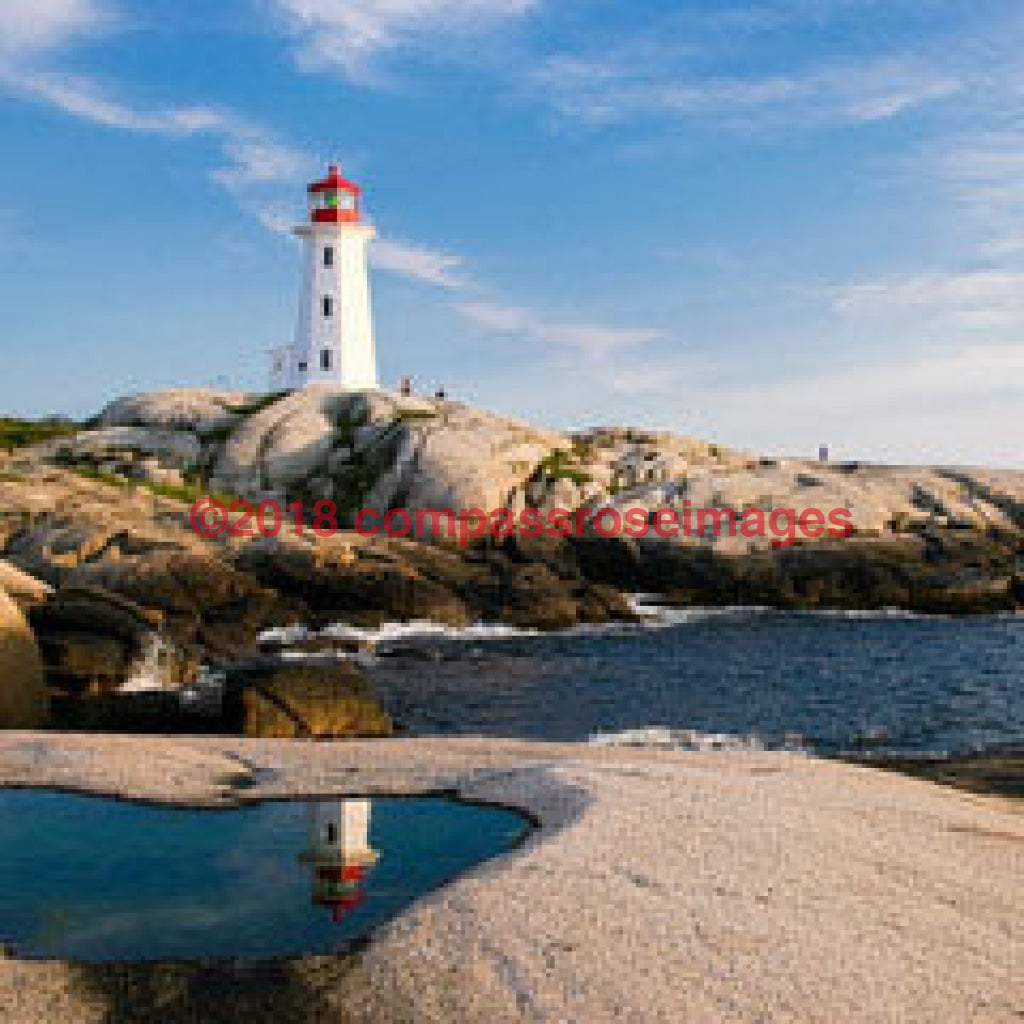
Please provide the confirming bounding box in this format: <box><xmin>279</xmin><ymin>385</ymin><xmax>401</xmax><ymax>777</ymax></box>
<box><xmin>350</xmin><ymin>605</ymin><xmax>1024</xmax><ymax>758</ymax></box>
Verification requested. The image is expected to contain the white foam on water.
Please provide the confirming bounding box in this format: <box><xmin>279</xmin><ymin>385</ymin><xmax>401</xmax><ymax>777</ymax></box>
<box><xmin>256</xmin><ymin>619</ymin><xmax>546</xmax><ymax>657</ymax></box>
<box><xmin>179</xmin><ymin>665</ymin><xmax>226</xmax><ymax>713</ymax></box>
<box><xmin>119</xmin><ymin>634</ymin><xmax>177</xmax><ymax>693</ymax></box>
<box><xmin>796</xmin><ymin>607</ymin><xmax>934</xmax><ymax>620</ymax></box>
<box><xmin>321</xmin><ymin>619</ymin><xmax>543</xmax><ymax>648</ymax></box>
<box><xmin>274</xmin><ymin>649</ymin><xmax>356</xmax><ymax>662</ymax></box>
<box><xmin>588</xmin><ymin>726</ymin><xmax>766</xmax><ymax>752</ymax></box>
<box><xmin>317</xmin><ymin>607</ymin><xmax>754</xmax><ymax>651</ymax></box>
<box><xmin>627</xmin><ymin>598</ymin><xmax>773</xmax><ymax>628</ymax></box>
<box><xmin>259</xmin><ymin>624</ymin><xmax>312</xmax><ymax>646</ymax></box>
<box><xmin>257</xmin><ymin>597</ymin><xmax>958</xmax><ymax>661</ymax></box>
<box><xmin>589</xmin><ymin>725</ymin><xmax>812</xmax><ymax>753</ymax></box>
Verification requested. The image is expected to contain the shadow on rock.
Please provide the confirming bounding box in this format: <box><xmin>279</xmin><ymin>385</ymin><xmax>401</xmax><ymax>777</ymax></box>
<box><xmin>69</xmin><ymin>955</ymin><xmax>372</xmax><ymax>1024</ymax></box>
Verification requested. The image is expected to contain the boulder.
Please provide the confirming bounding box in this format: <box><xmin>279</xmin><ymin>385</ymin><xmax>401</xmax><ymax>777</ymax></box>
<box><xmin>497</xmin><ymin>564</ymin><xmax>587</xmax><ymax>630</ymax></box>
<box><xmin>99</xmin><ymin>389</ymin><xmax>249</xmax><ymax>435</ymax></box>
<box><xmin>43</xmin><ymin>632</ymin><xmax>128</xmax><ymax>692</ymax></box>
<box><xmin>31</xmin><ymin>585</ymin><xmax>158</xmax><ymax>646</ymax></box>
<box><xmin>909</xmin><ymin>573</ymin><xmax>1017</xmax><ymax>616</ymax></box>
<box><xmin>575</xmin><ymin>582</ymin><xmax>634</xmax><ymax>623</ymax></box>
<box><xmin>0</xmin><ymin>586</ymin><xmax>49</xmax><ymax>728</ymax></box>
<box><xmin>237</xmin><ymin>537</ymin><xmax>471</xmax><ymax>627</ymax></box>
<box><xmin>501</xmin><ymin>531</ymin><xmax>581</xmax><ymax>579</ymax></box>
<box><xmin>206</xmin><ymin>385</ymin><xmax>568</xmax><ymax>528</ymax></box>
<box><xmin>213</xmin><ymin>386</ymin><xmax>334</xmax><ymax>494</ymax></box>
<box><xmin>63</xmin><ymin>553</ymin><xmax>308</xmax><ymax>661</ymax></box>
<box><xmin>0</xmin><ymin>559</ymin><xmax>52</xmax><ymax>610</ymax></box>
<box><xmin>54</xmin><ymin>427</ymin><xmax>203</xmax><ymax>473</ymax></box>
<box><xmin>223</xmin><ymin>662</ymin><xmax>393</xmax><ymax>739</ymax></box>
<box><xmin>29</xmin><ymin>585</ymin><xmax>159</xmax><ymax>694</ymax></box>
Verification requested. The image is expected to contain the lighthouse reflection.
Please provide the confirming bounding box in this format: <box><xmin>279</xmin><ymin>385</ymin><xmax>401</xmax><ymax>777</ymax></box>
<box><xmin>301</xmin><ymin>798</ymin><xmax>379</xmax><ymax>923</ymax></box>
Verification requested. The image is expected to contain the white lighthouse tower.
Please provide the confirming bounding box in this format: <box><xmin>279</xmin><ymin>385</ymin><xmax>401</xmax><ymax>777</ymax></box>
<box><xmin>285</xmin><ymin>166</ymin><xmax>378</xmax><ymax>391</ymax></box>
<box><xmin>301</xmin><ymin>798</ymin><xmax>379</xmax><ymax>923</ymax></box>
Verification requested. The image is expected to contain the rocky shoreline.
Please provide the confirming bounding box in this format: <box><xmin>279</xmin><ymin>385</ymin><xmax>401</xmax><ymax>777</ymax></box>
<box><xmin>1</xmin><ymin>386</ymin><xmax>1022</xmax><ymax>735</ymax></box>
<box><xmin>0</xmin><ymin>734</ymin><xmax>1020</xmax><ymax>1023</ymax></box>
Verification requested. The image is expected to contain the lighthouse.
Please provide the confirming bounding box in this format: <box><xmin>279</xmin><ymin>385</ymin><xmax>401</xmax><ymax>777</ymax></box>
<box><xmin>285</xmin><ymin>166</ymin><xmax>378</xmax><ymax>391</ymax></box>
<box><xmin>302</xmin><ymin>798</ymin><xmax>379</xmax><ymax>922</ymax></box>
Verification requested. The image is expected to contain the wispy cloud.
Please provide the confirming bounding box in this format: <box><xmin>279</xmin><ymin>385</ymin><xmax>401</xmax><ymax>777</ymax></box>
<box><xmin>211</xmin><ymin>136</ymin><xmax>313</xmax><ymax>189</ymax></box>
<box><xmin>829</xmin><ymin>269</ymin><xmax>1024</xmax><ymax>330</ymax></box>
<box><xmin>372</xmin><ymin>238</ymin><xmax>465</xmax><ymax>288</ymax></box>
<box><xmin>0</xmin><ymin>64</ymin><xmax>315</xmax><ymax>207</ymax></box>
<box><xmin>528</xmin><ymin>53</ymin><xmax>962</xmax><ymax>130</ymax></box>
<box><xmin>455</xmin><ymin>301</ymin><xmax>663</xmax><ymax>358</ymax></box>
<box><xmin>0</xmin><ymin>44</ymin><xmax>539</xmax><ymax>304</ymax></box>
<box><xmin>0</xmin><ymin>0</ymin><xmax>316</xmax><ymax>203</ymax></box>
<box><xmin>0</xmin><ymin>66</ymin><xmax>223</xmax><ymax>135</ymax></box>
<box><xmin>936</xmin><ymin>132</ymin><xmax>1024</xmax><ymax>252</ymax></box>
<box><xmin>727</xmin><ymin>341</ymin><xmax>1024</xmax><ymax>413</ymax></box>
<box><xmin>0</xmin><ymin>0</ymin><xmax>111</xmax><ymax>58</ymax></box>
<box><xmin>272</xmin><ymin>0</ymin><xmax>541</xmax><ymax>83</ymax></box>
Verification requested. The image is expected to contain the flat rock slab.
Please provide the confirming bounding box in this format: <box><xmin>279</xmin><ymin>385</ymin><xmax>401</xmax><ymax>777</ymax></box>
<box><xmin>0</xmin><ymin>734</ymin><xmax>1020</xmax><ymax>1023</ymax></box>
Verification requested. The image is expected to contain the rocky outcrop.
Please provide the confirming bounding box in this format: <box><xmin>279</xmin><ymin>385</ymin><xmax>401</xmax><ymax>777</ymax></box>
<box><xmin>29</xmin><ymin>585</ymin><xmax>166</xmax><ymax>695</ymax></box>
<box><xmin>208</xmin><ymin>386</ymin><xmax>567</xmax><ymax>522</ymax></box>
<box><xmin>0</xmin><ymin>587</ymin><xmax>48</xmax><ymax>729</ymax></box>
<box><xmin>98</xmin><ymin>389</ymin><xmax>251</xmax><ymax>435</ymax></box>
<box><xmin>222</xmin><ymin>662</ymin><xmax>393</xmax><ymax>739</ymax></box>
<box><xmin>0</xmin><ymin>559</ymin><xmax>52</xmax><ymax>611</ymax></box>
<box><xmin>0</xmin><ymin>445</ymin><xmax>634</xmax><ymax>696</ymax></box>
<box><xmin>3</xmin><ymin>388</ymin><xmax>1023</xmax><ymax>632</ymax></box>
<box><xmin>574</xmin><ymin>531</ymin><xmax>1024</xmax><ymax>614</ymax></box>
<box><xmin>586</xmin><ymin>459</ymin><xmax>1024</xmax><ymax>552</ymax></box>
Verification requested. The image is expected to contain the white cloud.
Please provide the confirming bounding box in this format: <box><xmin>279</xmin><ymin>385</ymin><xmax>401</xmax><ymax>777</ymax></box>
<box><xmin>0</xmin><ymin>65</ymin><xmax>314</xmax><ymax>201</ymax></box>
<box><xmin>0</xmin><ymin>57</ymin><xmax>505</xmax><ymax>299</ymax></box>
<box><xmin>529</xmin><ymin>53</ymin><xmax>961</xmax><ymax>129</ymax></box>
<box><xmin>372</xmin><ymin>238</ymin><xmax>465</xmax><ymax>288</ymax></box>
<box><xmin>211</xmin><ymin>137</ymin><xmax>312</xmax><ymax>188</ymax></box>
<box><xmin>711</xmin><ymin>342</ymin><xmax>1024</xmax><ymax>467</ymax></box>
<box><xmin>0</xmin><ymin>66</ymin><xmax>225</xmax><ymax>134</ymax></box>
<box><xmin>794</xmin><ymin>344</ymin><xmax>1024</xmax><ymax>408</ymax></box>
<box><xmin>829</xmin><ymin>269</ymin><xmax>1024</xmax><ymax>329</ymax></box>
<box><xmin>273</xmin><ymin>0</ymin><xmax>540</xmax><ymax>82</ymax></box>
<box><xmin>455</xmin><ymin>301</ymin><xmax>663</xmax><ymax>358</ymax></box>
<box><xmin>937</xmin><ymin>133</ymin><xmax>1024</xmax><ymax>249</ymax></box>
<box><xmin>0</xmin><ymin>0</ymin><xmax>109</xmax><ymax>58</ymax></box>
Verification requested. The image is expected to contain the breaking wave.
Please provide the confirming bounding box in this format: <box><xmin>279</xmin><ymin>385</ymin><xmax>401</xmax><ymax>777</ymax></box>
<box><xmin>258</xmin><ymin>600</ymin><xmax>949</xmax><ymax>663</ymax></box>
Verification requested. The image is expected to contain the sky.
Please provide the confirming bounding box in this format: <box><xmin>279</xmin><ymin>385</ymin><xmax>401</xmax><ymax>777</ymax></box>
<box><xmin>0</xmin><ymin>0</ymin><xmax>1022</xmax><ymax>467</ymax></box>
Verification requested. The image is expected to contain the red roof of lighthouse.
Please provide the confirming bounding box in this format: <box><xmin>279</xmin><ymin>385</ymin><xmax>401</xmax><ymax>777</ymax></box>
<box><xmin>308</xmin><ymin>165</ymin><xmax>362</xmax><ymax>195</ymax></box>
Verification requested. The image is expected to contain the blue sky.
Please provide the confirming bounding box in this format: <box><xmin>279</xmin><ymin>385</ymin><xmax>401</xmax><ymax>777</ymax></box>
<box><xmin>1</xmin><ymin>0</ymin><xmax>1022</xmax><ymax>466</ymax></box>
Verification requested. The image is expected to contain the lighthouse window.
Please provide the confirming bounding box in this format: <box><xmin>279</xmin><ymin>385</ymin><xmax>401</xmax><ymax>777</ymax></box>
<box><xmin>323</xmin><ymin>246</ymin><xmax>334</xmax><ymax>268</ymax></box>
<box><xmin>323</xmin><ymin>296</ymin><xmax>333</xmax><ymax>318</ymax></box>
<box><xmin>321</xmin><ymin>349</ymin><xmax>332</xmax><ymax>371</ymax></box>
<box><xmin>298</xmin><ymin>361</ymin><xmax>307</xmax><ymax>373</ymax></box>
<box><xmin>326</xmin><ymin>823</ymin><xmax>337</xmax><ymax>845</ymax></box>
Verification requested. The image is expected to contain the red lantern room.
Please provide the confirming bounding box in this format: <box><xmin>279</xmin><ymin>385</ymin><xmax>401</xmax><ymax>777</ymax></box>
<box><xmin>312</xmin><ymin>863</ymin><xmax>368</xmax><ymax>922</ymax></box>
<box><xmin>307</xmin><ymin>165</ymin><xmax>362</xmax><ymax>224</ymax></box>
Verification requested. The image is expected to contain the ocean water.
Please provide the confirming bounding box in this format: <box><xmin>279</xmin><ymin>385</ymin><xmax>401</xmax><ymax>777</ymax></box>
<box><xmin>349</xmin><ymin>606</ymin><xmax>1024</xmax><ymax>759</ymax></box>
<box><xmin>0</xmin><ymin>791</ymin><xmax>529</xmax><ymax>962</ymax></box>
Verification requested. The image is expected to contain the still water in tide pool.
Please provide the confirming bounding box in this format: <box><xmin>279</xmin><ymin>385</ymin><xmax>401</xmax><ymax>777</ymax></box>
<box><xmin>0</xmin><ymin>790</ymin><xmax>529</xmax><ymax>962</ymax></box>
